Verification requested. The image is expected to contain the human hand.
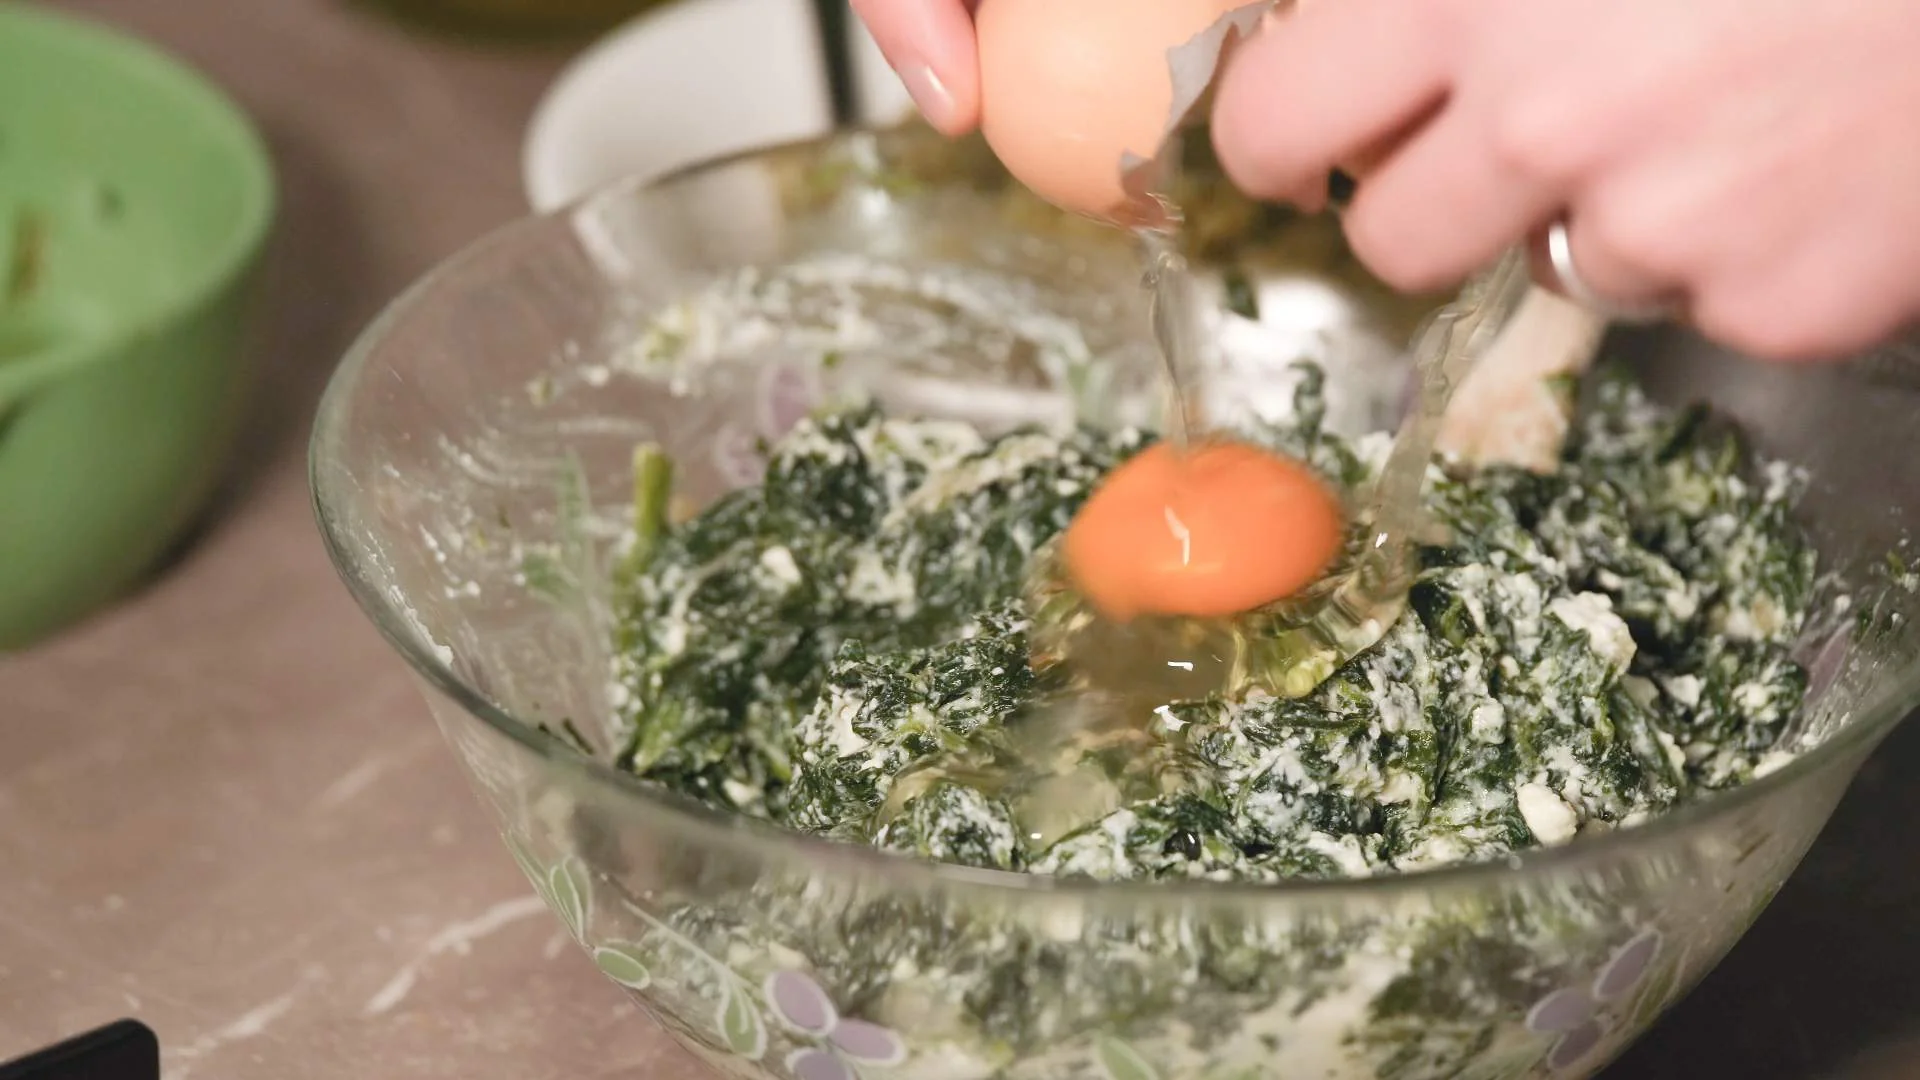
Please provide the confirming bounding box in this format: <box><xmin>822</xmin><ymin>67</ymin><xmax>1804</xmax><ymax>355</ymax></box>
<box><xmin>848</xmin><ymin>0</ymin><xmax>982</xmax><ymax>136</ymax></box>
<box><xmin>1211</xmin><ymin>0</ymin><xmax>1920</xmax><ymax>361</ymax></box>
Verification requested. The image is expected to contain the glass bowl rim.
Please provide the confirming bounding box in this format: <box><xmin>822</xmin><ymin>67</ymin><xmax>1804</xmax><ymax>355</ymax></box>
<box><xmin>310</xmin><ymin>126</ymin><xmax>1920</xmax><ymax>906</ymax></box>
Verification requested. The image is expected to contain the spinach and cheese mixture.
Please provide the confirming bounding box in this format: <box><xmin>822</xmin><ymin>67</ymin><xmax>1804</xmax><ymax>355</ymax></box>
<box><xmin>608</xmin><ymin>365</ymin><xmax>1818</xmax><ymax>882</ymax></box>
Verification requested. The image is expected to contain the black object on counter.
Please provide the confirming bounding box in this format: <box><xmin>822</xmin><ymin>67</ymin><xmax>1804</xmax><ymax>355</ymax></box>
<box><xmin>0</xmin><ymin>1022</ymin><xmax>158</xmax><ymax>1080</ymax></box>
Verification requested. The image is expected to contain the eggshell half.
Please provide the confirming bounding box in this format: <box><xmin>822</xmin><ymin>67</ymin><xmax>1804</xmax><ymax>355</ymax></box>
<box><xmin>977</xmin><ymin>0</ymin><xmax>1270</xmax><ymax>221</ymax></box>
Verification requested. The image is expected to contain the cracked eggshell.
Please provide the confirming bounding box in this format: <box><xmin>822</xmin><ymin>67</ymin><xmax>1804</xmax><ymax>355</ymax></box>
<box><xmin>977</xmin><ymin>0</ymin><xmax>1271</xmax><ymax>222</ymax></box>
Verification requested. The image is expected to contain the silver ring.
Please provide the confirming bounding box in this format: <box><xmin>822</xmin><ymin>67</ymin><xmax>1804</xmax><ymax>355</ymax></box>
<box><xmin>1544</xmin><ymin>218</ymin><xmax>1673</xmax><ymax>325</ymax></box>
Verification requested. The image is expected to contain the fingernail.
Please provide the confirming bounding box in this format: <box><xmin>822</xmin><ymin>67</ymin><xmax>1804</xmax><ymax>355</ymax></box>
<box><xmin>898</xmin><ymin>62</ymin><xmax>959</xmax><ymax>132</ymax></box>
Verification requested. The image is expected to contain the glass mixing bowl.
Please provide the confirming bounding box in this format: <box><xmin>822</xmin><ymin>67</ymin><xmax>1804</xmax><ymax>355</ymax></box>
<box><xmin>312</xmin><ymin>125</ymin><xmax>1920</xmax><ymax>1079</ymax></box>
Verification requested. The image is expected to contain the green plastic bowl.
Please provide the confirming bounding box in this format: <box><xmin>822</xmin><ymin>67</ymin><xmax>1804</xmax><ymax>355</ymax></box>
<box><xmin>0</xmin><ymin>3</ymin><xmax>276</xmax><ymax>649</ymax></box>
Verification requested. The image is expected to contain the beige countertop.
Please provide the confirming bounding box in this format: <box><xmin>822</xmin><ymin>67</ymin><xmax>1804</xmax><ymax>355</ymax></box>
<box><xmin>2</xmin><ymin>2</ymin><xmax>1918</xmax><ymax>1077</ymax></box>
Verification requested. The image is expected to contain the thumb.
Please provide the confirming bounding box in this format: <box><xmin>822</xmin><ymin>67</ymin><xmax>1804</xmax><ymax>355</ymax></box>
<box><xmin>851</xmin><ymin>0</ymin><xmax>982</xmax><ymax>135</ymax></box>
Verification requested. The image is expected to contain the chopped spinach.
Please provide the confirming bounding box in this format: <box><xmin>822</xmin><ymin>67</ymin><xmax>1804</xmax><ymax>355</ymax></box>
<box><xmin>612</xmin><ymin>366</ymin><xmax>1819</xmax><ymax>873</ymax></box>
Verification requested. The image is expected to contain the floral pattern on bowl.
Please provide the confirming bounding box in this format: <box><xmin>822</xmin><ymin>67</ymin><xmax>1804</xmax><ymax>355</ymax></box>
<box><xmin>764</xmin><ymin>970</ymin><xmax>909</xmax><ymax>1079</ymax></box>
<box><xmin>485</xmin><ymin>803</ymin><xmax>1798</xmax><ymax>1080</ymax></box>
<box><xmin>1526</xmin><ymin>930</ymin><xmax>1671</xmax><ymax>1072</ymax></box>
<box><xmin>710</xmin><ymin>360</ymin><xmax>822</xmax><ymax>487</ymax></box>
<box><xmin>503</xmin><ymin>835</ymin><xmax>911</xmax><ymax>1079</ymax></box>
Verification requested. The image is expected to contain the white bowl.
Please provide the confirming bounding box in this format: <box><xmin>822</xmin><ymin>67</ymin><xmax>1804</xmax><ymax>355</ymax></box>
<box><xmin>522</xmin><ymin>0</ymin><xmax>916</xmax><ymax>212</ymax></box>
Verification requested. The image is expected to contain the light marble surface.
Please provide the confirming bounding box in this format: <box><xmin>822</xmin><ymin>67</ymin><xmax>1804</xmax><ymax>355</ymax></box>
<box><xmin>0</xmin><ymin>2</ymin><xmax>692</xmax><ymax>1076</ymax></box>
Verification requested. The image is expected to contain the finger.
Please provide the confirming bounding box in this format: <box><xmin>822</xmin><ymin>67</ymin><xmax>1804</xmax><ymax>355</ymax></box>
<box><xmin>851</xmin><ymin>0</ymin><xmax>981</xmax><ymax>134</ymax></box>
<box><xmin>1691</xmin><ymin>262</ymin><xmax>1899</xmax><ymax>362</ymax></box>
<box><xmin>1211</xmin><ymin>0</ymin><xmax>1460</xmax><ymax>206</ymax></box>
<box><xmin>1340</xmin><ymin>105</ymin><xmax>1565</xmax><ymax>293</ymax></box>
<box><xmin>1690</xmin><ymin>209</ymin><xmax>1919</xmax><ymax>362</ymax></box>
<box><xmin>1526</xmin><ymin>154</ymin><xmax>1727</xmax><ymax>318</ymax></box>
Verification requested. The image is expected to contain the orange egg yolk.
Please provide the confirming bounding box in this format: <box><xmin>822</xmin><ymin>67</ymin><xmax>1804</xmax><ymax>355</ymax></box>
<box><xmin>1062</xmin><ymin>440</ymin><xmax>1346</xmax><ymax>621</ymax></box>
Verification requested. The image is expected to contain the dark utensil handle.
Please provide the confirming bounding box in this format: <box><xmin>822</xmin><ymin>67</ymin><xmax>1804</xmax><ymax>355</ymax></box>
<box><xmin>813</xmin><ymin>0</ymin><xmax>862</xmax><ymax>125</ymax></box>
<box><xmin>0</xmin><ymin>1021</ymin><xmax>158</xmax><ymax>1080</ymax></box>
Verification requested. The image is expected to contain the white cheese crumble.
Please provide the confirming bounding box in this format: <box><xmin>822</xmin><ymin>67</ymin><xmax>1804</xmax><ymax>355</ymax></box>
<box><xmin>1548</xmin><ymin>592</ymin><xmax>1637</xmax><ymax>674</ymax></box>
<box><xmin>755</xmin><ymin>545</ymin><xmax>802</xmax><ymax>588</ymax></box>
<box><xmin>1516</xmin><ymin>783</ymin><xmax>1580</xmax><ymax>846</ymax></box>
